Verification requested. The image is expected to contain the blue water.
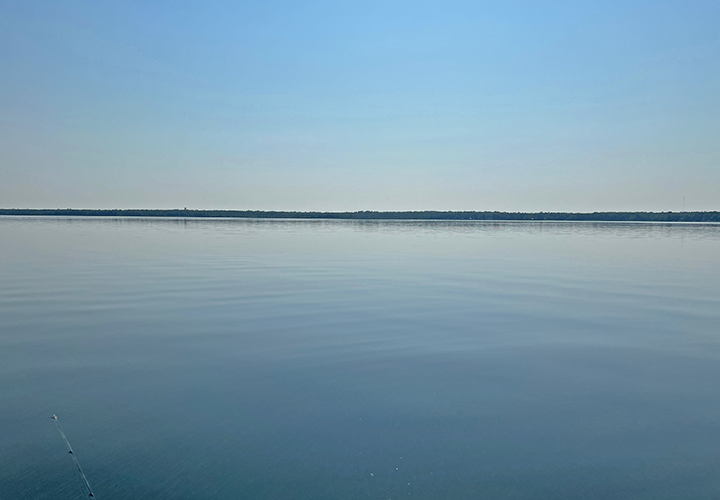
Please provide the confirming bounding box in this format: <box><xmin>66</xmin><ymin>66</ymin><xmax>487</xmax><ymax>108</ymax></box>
<box><xmin>1</xmin><ymin>217</ymin><xmax>719</xmax><ymax>499</ymax></box>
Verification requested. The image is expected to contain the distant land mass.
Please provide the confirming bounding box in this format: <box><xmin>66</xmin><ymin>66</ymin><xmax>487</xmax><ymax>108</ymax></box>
<box><xmin>1</xmin><ymin>209</ymin><xmax>719</xmax><ymax>222</ymax></box>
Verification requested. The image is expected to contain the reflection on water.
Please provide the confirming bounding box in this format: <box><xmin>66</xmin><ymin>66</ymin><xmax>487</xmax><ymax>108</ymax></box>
<box><xmin>1</xmin><ymin>217</ymin><xmax>719</xmax><ymax>499</ymax></box>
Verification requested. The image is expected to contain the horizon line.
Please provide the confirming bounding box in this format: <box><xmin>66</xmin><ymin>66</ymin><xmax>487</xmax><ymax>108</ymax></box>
<box><xmin>1</xmin><ymin>208</ymin><xmax>718</xmax><ymax>223</ymax></box>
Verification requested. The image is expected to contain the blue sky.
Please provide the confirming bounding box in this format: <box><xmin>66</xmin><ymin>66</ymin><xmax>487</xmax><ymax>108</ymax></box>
<box><xmin>1</xmin><ymin>0</ymin><xmax>718</xmax><ymax>211</ymax></box>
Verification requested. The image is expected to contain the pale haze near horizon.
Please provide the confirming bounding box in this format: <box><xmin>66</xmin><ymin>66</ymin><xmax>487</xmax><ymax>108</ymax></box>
<box><xmin>1</xmin><ymin>0</ymin><xmax>718</xmax><ymax>212</ymax></box>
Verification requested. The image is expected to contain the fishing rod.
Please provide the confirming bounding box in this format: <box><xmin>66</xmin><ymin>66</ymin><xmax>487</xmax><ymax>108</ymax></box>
<box><xmin>50</xmin><ymin>415</ymin><xmax>96</xmax><ymax>498</ymax></box>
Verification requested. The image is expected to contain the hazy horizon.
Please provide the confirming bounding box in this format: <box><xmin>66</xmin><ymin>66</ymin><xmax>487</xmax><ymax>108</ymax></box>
<box><xmin>2</xmin><ymin>1</ymin><xmax>718</xmax><ymax>211</ymax></box>
<box><xmin>2</xmin><ymin>207</ymin><xmax>719</xmax><ymax>214</ymax></box>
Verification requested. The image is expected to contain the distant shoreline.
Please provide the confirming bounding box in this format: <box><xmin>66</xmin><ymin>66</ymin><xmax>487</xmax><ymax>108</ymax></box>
<box><xmin>1</xmin><ymin>209</ymin><xmax>718</xmax><ymax>222</ymax></box>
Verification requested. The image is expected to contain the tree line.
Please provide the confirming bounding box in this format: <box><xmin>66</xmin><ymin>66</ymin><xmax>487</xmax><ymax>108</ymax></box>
<box><xmin>1</xmin><ymin>209</ymin><xmax>718</xmax><ymax>222</ymax></box>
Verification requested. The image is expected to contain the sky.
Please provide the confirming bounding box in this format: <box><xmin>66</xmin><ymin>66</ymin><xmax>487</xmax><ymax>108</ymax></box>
<box><xmin>1</xmin><ymin>0</ymin><xmax>718</xmax><ymax>212</ymax></box>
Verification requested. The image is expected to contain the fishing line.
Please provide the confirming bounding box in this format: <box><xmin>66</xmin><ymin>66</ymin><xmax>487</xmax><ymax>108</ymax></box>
<box><xmin>51</xmin><ymin>415</ymin><xmax>96</xmax><ymax>498</ymax></box>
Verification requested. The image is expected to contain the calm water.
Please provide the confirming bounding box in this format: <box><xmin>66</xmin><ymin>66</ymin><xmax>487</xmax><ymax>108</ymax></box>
<box><xmin>1</xmin><ymin>217</ymin><xmax>720</xmax><ymax>499</ymax></box>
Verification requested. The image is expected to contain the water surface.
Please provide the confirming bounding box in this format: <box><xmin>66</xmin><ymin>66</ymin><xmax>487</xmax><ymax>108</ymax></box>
<box><xmin>1</xmin><ymin>217</ymin><xmax>719</xmax><ymax>499</ymax></box>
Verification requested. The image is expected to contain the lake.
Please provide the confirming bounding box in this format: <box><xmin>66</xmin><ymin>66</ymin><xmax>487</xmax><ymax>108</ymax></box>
<box><xmin>1</xmin><ymin>217</ymin><xmax>719</xmax><ymax>499</ymax></box>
